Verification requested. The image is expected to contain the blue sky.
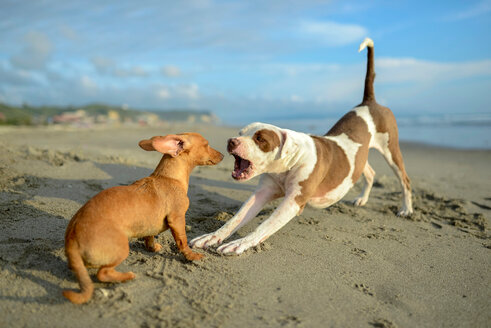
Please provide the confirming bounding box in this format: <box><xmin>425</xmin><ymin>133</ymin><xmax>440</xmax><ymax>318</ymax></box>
<box><xmin>0</xmin><ymin>0</ymin><xmax>490</xmax><ymax>123</ymax></box>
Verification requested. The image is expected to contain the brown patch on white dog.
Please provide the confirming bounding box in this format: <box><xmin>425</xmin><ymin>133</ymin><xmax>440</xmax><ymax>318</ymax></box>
<box><xmin>325</xmin><ymin>111</ymin><xmax>371</xmax><ymax>184</ymax></box>
<box><xmin>253</xmin><ymin>129</ymin><xmax>281</xmax><ymax>153</ymax></box>
<box><xmin>295</xmin><ymin>136</ymin><xmax>349</xmax><ymax>210</ymax></box>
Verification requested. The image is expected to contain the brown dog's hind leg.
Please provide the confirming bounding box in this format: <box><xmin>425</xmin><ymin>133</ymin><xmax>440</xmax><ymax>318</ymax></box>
<box><xmin>97</xmin><ymin>267</ymin><xmax>135</xmax><ymax>283</ymax></box>
<box><xmin>96</xmin><ymin>239</ymin><xmax>135</xmax><ymax>283</ymax></box>
<box><xmin>144</xmin><ymin>236</ymin><xmax>162</xmax><ymax>252</ymax></box>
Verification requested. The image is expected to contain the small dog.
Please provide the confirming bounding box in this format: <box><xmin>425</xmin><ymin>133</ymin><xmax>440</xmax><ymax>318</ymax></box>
<box><xmin>191</xmin><ymin>38</ymin><xmax>413</xmax><ymax>255</ymax></box>
<box><xmin>63</xmin><ymin>132</ymin><xmax>223</xmax><ymax>304</ymax></box>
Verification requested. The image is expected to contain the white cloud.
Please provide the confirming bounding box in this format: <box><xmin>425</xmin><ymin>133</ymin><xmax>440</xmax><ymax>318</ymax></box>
<box><xmin>290</xmin><ymin>94</ymin><xmax>303</xmax><ymax>102</ymax></box>
<box><xmin>91</xmin><ymin>56</ymin><xmax>115</xmax><ymax>74</ymax></box>
<box><xmin>10</xmin><ymin>31</ymin><xmax>53</xmax><ymax>70</ymax></box>
<box><xmin>376</xmin><ymin>58</ymin><xmax>491</xmax><ymax>83</ymax></box>
<box><xmin>91</xmin><ymin>56</ymin><xmax>148</xmax><ymax>77</ymax></box>
<box><xmin>442</xmin><ymin>0</ymin><xmax>491</xmax><ymax>21</ymax></box>
<box><xmin>298</xmin><ymin>20</ymin><xmax>368</xmax><ymax>46</ymax></box>
<box><xmin>0</xmin><ymin>63</ymin><xmax>38</xmax><ymax>86</ymax></box>
<box><xmin>114</xmin><ymin>66</ymin><xmax>148</xmax><ymax>77</ymax></box>
<box><xmin>162</xmin><ymin>65</ymin><xmax>181</xmax><ymax>77</ymax></box>
<box><xmin>177</xmin><ymin>83</ymin><xmax>199</xmax><ymax>99</ymax></box>
<box><xmin>157</xmin><ymin>87</ymin><xmax>171</xmax><ymax>99</ymax></box>
<box><xmin>59</xmin><ymin>24</ymin><xmax>79</xmax><ymax>41</ymax></box>
<box><xmin>314</xmin><ymin>76</ymin><xmax>363</xmax><ymax>104</ymax></box>
<box><xmin>80</xmin><ymin>75</ymin><xmax>97</xmax><ymax>90</ymax></box>
<box><xmin>241</xmin><ymin>57</ymin><xmax>491</xmax><ymax>113</ymax></box>
<box><xmin>156</xmin><ymin>83</ymin><xmax>199</xmax><ymax>100</ymax></box>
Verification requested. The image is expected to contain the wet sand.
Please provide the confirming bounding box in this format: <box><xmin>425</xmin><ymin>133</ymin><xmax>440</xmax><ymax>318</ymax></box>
<box><xmin>0</xmin><ymin>124</ymin><xmax>489</xmax><ymax>327</ymax></box>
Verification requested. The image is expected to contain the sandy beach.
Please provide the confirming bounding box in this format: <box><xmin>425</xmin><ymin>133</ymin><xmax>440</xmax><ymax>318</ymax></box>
<box><xmin>0</xmin><ymin>124</ymin><xmax>489</xmax><ymax>328</ymax></box>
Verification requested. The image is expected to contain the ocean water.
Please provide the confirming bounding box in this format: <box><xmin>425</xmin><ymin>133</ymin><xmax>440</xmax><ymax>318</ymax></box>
<box><xmin>270</xmin><ymin>113</ymin><xmax>491</xmax><ymax>150</ymax></box>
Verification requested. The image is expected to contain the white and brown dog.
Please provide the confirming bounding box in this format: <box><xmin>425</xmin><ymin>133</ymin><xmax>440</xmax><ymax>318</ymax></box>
<box><xmin>190</xmin><ymin>38</ymin><xmax>413</xmax><ymax>255</ymax></box>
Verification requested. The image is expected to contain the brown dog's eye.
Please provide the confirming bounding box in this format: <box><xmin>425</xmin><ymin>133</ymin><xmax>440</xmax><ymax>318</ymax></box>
<box><xmin>255</xmin><ymin>135</ymin><xmax>264</xmax><ymax>142</ymax></box>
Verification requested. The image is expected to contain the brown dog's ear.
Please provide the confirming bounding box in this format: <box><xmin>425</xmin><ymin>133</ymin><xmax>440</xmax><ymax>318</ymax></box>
<box><xmin>138</xmin><ymin>139</ymin><xmax>156</xmax><ymax>151</ymax></box>
<box><xmin>138</xmin><ymin>135</ymin><xmax>186</xmax><ymax>157</ymax></box>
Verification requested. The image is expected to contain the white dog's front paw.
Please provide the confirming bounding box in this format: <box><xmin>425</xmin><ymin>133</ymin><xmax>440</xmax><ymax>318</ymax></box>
<box><xmin>353</xmin><ymin>196</ymin><xmax>368</xmax><ymax>207</ymax></box>
<box><xmin>190</xmin><ymin>232</ymin><xmax>225</xmax><ymax>249</ymax></box>
<box><xmin>397</xmin><ymin>207</ymin><xmax>413</xmax><ymax>217</ymax></box>
<box><xmin>216</xmin><ymin>237</ymin><xmax>256</xmax><ymax>255</ymax></box>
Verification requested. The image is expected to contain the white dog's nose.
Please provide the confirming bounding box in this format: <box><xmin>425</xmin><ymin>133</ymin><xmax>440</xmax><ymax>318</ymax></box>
<box><xmin>227</xmin><ymin>138</ymin><xmax>239</xmax><ymax>152</ymax></box>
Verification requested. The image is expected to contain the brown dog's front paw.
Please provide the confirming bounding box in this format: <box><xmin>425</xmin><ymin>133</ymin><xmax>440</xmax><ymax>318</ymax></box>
<box><xmin>184</xmin><ymin>251</ymin><xmax>204</xmax><ymax>261</ymax></box>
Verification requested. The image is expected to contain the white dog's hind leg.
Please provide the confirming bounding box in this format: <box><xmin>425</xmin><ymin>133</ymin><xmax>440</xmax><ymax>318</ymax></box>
<box><xmin>190</xmin><ymin>179</ymin><xmax>281</xmax><ymax>249</ymax></box>
<box><xmin>379</xmin><ymin>144</ymin><xmax>413</xmax><ymax>216</ymax></box>
<box><xmin>353</xmin><ymin>162</ymin><xmax>375</xmax><ymax>206</ymax></box>
<box><xmin>217</xmin><ymin>197</ymin><xmax>301</xmax><ymax>255</ymax></box>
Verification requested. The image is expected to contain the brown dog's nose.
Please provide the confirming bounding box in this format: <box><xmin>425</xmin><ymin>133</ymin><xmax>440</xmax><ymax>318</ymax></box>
<box><xmin>227</xmin><ymin>138</ymin><xmax>239</xmax><ymax>152</ymax></box>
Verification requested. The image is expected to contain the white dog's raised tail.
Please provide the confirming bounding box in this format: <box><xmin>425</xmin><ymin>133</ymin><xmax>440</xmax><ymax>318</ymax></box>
<box><xmin>358</xmin><ymin>37</ymin><xmax>374</xmax><ymax>52</ymax></box>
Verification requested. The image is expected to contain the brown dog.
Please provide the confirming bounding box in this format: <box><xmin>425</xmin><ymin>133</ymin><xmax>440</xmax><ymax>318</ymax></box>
<box><xmin>63</xmin><ymin>132</ymin><xmax>223</xmax><ymax>304</ymax></box>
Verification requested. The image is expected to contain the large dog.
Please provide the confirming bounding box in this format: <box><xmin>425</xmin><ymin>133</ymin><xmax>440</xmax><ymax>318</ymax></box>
<box><xmin>191</xmin><ymin>38</ymin><xmax>413</xmax><ymax>255</ymax></box>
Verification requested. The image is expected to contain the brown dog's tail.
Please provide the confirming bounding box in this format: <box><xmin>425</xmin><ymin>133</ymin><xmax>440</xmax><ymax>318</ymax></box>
<box><xmin>358</xmin><ymin>37</ymin><xmax>376</xmax><ymax>104</ymax></box>
<box><xmin>63</xmin><ymin>239</ymin><xmax>93</xmax><ymax>304</ymax></box>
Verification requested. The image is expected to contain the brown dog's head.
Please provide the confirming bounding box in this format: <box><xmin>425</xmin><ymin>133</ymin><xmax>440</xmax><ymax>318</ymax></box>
<box><xmin>139</xmin><ymin>132</ymin><xmax>223</xmax><ymax>166</ymax></box>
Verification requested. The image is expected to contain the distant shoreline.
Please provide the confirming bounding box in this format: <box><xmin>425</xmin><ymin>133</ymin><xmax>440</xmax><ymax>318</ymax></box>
<box><xmin>1</xmin><ymin>123</ymin><xmax>490</xmax><ymax>152</ymax></box>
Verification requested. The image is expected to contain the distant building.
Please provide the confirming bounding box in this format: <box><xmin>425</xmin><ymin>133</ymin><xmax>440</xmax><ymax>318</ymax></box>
<box><xmin>53</xmin><ymin>110</ymin><xmax>87</xmax><ymax>124</ymax></box>
<box><xmin>95</xmin><ymin>114</ymin><xmax>107</xmax><ymax>124</ymax></box>
<box><xmin>138</xmin><ymin>113</ymin><xmax>160</xmax><ymax>126</ymax></box>
<box><xmin>108</xmin><ymin>110</ymin><xmax>120</xmax><ymax>123</ymax></box>
<box><xmin>187</xmin><ymin>115</ymin><xmax>196</xmax><ymax>123</ymax></box>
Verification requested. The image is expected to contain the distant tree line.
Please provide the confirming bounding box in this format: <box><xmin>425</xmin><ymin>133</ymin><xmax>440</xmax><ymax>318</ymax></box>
<box><xmin>0</xmin><ymin>103</ymin><xmax>218</xmax><ymax>125</ymax></box>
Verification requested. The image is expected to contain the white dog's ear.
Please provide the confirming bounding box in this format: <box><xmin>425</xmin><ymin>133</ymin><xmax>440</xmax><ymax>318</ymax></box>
<box><xmin>277</xmin><ymin>130</ymin><xmax>291</xmax><ymax>159</ymax></box>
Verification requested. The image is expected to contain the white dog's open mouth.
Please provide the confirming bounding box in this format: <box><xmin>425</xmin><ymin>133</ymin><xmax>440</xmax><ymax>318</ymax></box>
<box><xmin>232</xmin><ymin>154</ymin><xmax>253</xmax><ymax>180</ymax></box>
